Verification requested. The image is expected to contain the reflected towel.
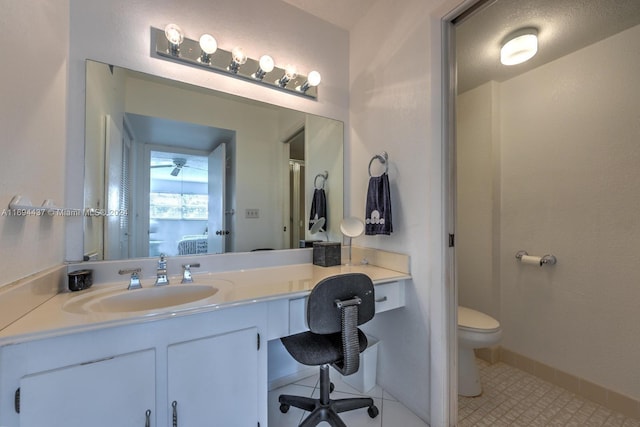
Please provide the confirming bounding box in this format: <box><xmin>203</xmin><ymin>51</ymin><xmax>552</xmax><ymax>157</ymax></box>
<box><xmin>365</xmin><ymin>173</ymin><xmax>393</xmax><ymax>235</ymax></box>
<box><xmin>309</xmin><ymin>188</ymin><xmax>327</xmax><ymax>232</ymax></box>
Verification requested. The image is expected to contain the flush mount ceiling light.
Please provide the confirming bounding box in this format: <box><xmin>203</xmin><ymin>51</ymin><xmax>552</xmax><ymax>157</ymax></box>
<box><xmin>152</xmin><ymin>26</ymin><xmax>320</xmax><ymax>99</ymax></box>
<box><xmin>500</xmin><ymin>28</ymin><xmax>538</xmax><ymax>66</ymax></box>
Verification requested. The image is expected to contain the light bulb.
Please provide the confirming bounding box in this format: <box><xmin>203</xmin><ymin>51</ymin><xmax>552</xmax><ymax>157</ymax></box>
<box><xmin>253</xmin><ymin>55</ymin><xmax>275</xmax><ymax>80</ymax></box>
<box><xmin>307</xmin><ymin>71</ymin><xmax>321</xmax><ymax>87</ymax></box>
<box><xmin>232</xmin><ymin>47</ymin><xmax>247</xmax><ymax>64</ymax></box>
<box><xmin>501</xmin><ymin>29</ymin><xmax>538</xmax><ymax>66</ymax></box>
<box><xmin>229</xmin><ymin>47</ymin><xmax>248</xmax><ymax>73</ymax></box>
<box><xmin>259</xmin><ymin>55</ymin><xmax>275</xmax><ymax>73</ymax></box>
<box><xmin>198</xmin><ymin>34</ymin><xmax>217</xmax><ymax>64</ymax></box>
<box><xmin>164</xmin><ymin>24</ymin><xmax>184</xmax><ymax>56</ymax></box>
<box><xmin>199</xmin><ymin>34</ymin><xmax>217</xmax><ymax>55</ymax></box>
<box><xmin>299</xmin><ymin>70</ymin><xmax>322</xmax><ymax>93</ymax></box>
<box><xmin>284</xmin><ymin>65</ymin><xmax>298</xmax><ymax>80</ymax></box>
<box><xmin>278</xmin><ymin>65</ymin><xmax>298</xmax><ymax>87</ymax></box>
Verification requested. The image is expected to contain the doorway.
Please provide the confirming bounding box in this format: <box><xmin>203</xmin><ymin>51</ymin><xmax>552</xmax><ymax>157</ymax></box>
<box><xmin>284</xmin><ymin>128</ymin><xmax>306</xmax><ymax>249</ymax></box>
<box><xmin>446</xmin><ymin>0</ymin><xmax>640</xmax><ymax>423</ymax></box>
<box><xmin>147</xmin><ymin>149</ymin><xmax>210</xmax><ymax>257</ymax></box>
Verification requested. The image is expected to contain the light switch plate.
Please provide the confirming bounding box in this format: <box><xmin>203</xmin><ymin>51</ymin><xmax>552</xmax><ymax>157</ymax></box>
<box><xmin>245</xmin><ymin>208</ymin><xmax>259</xmax><ymax>219</ymax></box>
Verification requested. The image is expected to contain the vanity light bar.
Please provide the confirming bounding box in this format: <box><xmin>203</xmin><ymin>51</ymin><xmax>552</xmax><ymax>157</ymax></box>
<box><xmin>151</xmin><ymin>27</ymin><xmax>319</xmax><ymax>99</ymax></box>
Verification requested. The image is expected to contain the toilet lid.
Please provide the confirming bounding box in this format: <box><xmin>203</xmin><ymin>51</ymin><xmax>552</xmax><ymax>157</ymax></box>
<box><xmin>458</xmin><ymin>306</ymin><xmax>500</xmax><ymax>332</ymax></box>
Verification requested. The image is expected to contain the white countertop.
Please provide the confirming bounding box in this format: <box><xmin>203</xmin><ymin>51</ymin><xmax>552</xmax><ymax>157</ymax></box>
<box><xmin>0</xmin><ymin>263</ymin><xmax>410</xmax><ymax>345</ymax></box>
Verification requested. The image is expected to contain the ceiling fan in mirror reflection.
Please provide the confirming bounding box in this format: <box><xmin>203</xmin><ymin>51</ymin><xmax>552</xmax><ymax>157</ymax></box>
<box><xmin>150</xmin><ymin>157</ymin><xmax>207</xmax><ymax>177</ymax></box>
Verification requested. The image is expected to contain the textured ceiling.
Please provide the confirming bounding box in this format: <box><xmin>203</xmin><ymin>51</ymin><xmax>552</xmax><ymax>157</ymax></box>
<box><xmin>281</xmin><ymin>0</ymin><xmax>640</xmax><ymax>94</ymax></box>
<box><xmin>456</xmin><ymin>0</ymin><xmax>640</xmax><ymax>93</ymax></box>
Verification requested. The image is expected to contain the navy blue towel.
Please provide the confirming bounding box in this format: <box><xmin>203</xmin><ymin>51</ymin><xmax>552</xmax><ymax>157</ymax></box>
<box><xmin>309</xmin><ymin>188</ymin><xmax>327</xmax><ymax>232</ymax></box>
<box><xmin>365</xmin><ymin>173</ymin><xmax>393</xmax><ymax>235</ymax></box>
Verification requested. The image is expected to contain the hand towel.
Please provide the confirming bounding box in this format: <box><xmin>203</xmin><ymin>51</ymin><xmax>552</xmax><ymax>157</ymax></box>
<box><xmin>365</xmin><ymin>173</ymin><xmax>393</xmax><ymax>235</ymax></box>
<box><xmin>309</xmin><ymin>188</ymin><xmax>327</xmax><ymax>232</ymax></box>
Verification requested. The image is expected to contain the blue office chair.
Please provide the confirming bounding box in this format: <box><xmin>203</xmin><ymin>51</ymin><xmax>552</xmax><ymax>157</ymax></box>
<box><xmin>278</xmin><ymin>273</ymin><xmax>379</xmax><ymax>426</ymax></box>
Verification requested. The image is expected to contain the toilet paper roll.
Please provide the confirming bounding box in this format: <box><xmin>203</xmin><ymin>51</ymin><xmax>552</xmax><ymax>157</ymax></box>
<box><xmin>520</xmin><ymin>255</ymin><xmax>542</xmax><ymax>266</ymax></box>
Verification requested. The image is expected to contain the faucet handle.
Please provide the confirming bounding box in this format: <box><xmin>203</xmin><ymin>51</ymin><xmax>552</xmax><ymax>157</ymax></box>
<box><xmin>181</xmin><ymin>263</ymin><xmax>200</xmax><ymax>283</ymax></box>
<box><xmin>119</xmin><ymin>268</ymin><xmax>142</xmax><ymax>290</ymax></box>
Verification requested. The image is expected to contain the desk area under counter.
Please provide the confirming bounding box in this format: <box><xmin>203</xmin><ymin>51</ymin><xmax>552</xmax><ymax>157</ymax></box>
<box><xmin>0</xmin><ymin>253</ymin><xmax>410</xmax><ymax>427</ymax></box>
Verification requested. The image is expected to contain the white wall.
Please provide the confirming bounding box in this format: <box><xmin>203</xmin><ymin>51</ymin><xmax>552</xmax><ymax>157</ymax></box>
<box><xmin>0</xmin><ymin>1</ymin><xmax>69</xmax><ymax>287</ymax></box>
<box><xmin>349</xmin><ymin>0</ymin><xmax>464</xmax><ymax>423</ymax></box>
<box><xmin>456</xmin><ymin>81</ymin><xmax>501</xmax><ymax>319</ymax></box>
<box><xmin>500</xmin><ymin>24</ymin><xmax>640</xmax><ymax>400</ymax></box>
<box><xmin>458</xmin><ymin>24</ymin><xmax>640</xmax><ymax>400</ymax></box>
<box><xmin>67</xmin><ymin>0</ymin><xmax>350</xmax><ymax>260</ymax></box>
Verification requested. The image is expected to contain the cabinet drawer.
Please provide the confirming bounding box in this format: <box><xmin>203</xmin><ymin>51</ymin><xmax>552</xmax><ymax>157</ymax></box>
<box><xmin>288</xmin><ymin>281</ymin><xmax>405</xmax><ymax>334</ymax></box>
<box><xmin>374</xmin><ymin>281</ymin><xmax>405</xmax><ymax>314</ymax></box>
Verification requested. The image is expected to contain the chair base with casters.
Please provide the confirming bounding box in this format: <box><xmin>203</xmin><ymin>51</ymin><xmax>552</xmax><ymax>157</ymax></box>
<box><xmin>277</xmin><ymin>273</ymin><xmax>380</xmax><ymax>426</ymax></box>
<box><xmin>279</xmin><ymin>364</ymin><xmax>379</xmax><ymax>427</ymax></box>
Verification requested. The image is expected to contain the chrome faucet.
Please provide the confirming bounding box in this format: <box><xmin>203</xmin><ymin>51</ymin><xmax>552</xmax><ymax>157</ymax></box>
<box><xmin>119</xmin><ymin>268</ymin><xmax>142</xmax><ymax>290</ymax></box>
<box><xmin>155</xmin><ymin>254</ymin><xmax>169</xmax><ymax>286</ymax></box>
<box><xmin>181</xmin><ymin>263</ymin><xmax>201</xmax><ymax>283</ymax></box>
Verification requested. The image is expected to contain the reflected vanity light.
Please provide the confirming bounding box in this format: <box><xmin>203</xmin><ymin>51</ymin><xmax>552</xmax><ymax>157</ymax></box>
<box><xmin>152</xmin><ymin>26</ymin><xmax>320</xmax><ymax>99</ymax></box>
<box><xmin>501</xmin><ymin>28</ymin><xmax>538</xmax><ymax>66</ymax></box>
<box><xmin>198</xmin><ymin>34</ymin><xmax>217</xmax><ymax>64</ymax></box>
<box><xmin>253</xmin><ymin>55</ymin><xmax>274</xmax><ymax>80</ymax></box>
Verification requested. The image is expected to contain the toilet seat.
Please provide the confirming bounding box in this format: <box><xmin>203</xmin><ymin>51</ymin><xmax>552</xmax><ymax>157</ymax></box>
<box><xmin>458</xmin><ymin>306</ymin><xmax>500</xmax><ymax>333</ymax></box>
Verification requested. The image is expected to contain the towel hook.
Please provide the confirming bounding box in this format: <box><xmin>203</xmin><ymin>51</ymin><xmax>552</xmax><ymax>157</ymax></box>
<box><xmin>314</xmin><ymin>171</ymin><xmax>328</xmax><ymax>189</ymax></box>
<box><xmin>368</xmin><ymin>152</ymin><xmax>389</xmax><ymax>177</ymax></box>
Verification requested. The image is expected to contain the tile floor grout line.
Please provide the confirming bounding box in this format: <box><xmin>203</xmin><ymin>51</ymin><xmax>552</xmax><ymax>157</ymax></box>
<box><xmin>459</xmin><ymin>359</ymin><xmax>640</xmax><ymax>427</ymax></box>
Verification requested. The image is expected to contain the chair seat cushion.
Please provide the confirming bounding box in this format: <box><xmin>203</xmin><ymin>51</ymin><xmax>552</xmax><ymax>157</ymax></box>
<box><xmin>281</xmin><ymin>329</ymin><xmax>368</xmax><ymax>366</ymax></box>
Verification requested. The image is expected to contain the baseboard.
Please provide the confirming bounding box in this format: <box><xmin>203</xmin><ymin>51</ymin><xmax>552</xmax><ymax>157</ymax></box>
<box><xmin>474</xmin><ymin>346</ymin><xmax>500</xmax><ymax>364</ymax></box>
<box><xmin>499</xmin><ymin>347</ymin><xmax>640</xmax><ymax>420</ymax></box>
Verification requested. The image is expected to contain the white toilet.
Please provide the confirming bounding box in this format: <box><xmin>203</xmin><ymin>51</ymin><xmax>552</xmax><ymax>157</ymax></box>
<box><xmin>458</xmin><ymin>306</ymin><xmax>502</xmax><ymax>397</ymax></box>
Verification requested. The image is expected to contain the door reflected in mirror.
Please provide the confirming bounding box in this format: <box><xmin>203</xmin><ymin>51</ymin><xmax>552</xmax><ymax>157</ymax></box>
<box><xmin>84</xmin><ymin>60</ymin><xmax>343</xmax><ymax>261</ymax></box>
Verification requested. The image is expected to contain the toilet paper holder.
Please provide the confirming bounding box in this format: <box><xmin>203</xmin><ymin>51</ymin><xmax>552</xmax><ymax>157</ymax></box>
<box><xmin>515</xmin><ymin>250</ymin><xmax>557</xmax><ymax>266</ymax></box>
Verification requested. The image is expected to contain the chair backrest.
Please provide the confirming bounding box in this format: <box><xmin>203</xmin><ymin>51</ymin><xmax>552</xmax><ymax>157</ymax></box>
<box><xmin>307</xmin><ymin>273</ymin><xmax>375</xmax><ymax>335</ymax></box>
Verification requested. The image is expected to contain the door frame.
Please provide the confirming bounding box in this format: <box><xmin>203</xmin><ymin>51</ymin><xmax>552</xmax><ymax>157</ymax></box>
<box><xmin>440</xmin><ymin>0</ymin><xmax>485</xmax><ymax>424</ymax></box>
<box><xmin>140</xmin><ymin>144</ymin><xmax>209</xmax><ymax>258</ymax></box>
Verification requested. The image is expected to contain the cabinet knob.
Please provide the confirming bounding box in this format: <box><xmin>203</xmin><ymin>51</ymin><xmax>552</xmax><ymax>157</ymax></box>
<box><xmin>145</xmin><ymin>409</ymin><xmax>151</xmax><ymax>427</ymax></box>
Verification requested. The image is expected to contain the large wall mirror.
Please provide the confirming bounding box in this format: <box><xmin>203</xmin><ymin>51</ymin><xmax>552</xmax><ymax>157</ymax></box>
<box><xmin>84</xmin><ymin>60</ymin><xmax>343</xmax><ymax>261</ymax></box>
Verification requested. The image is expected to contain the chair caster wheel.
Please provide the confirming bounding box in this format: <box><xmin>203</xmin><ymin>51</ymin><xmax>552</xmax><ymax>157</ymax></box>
<box><xmin>280</xmin><ymin>403</ymin><xmax>290</xmax><ymax>413</ymax></box>
<box><xmin>368</xmin><ymin>405</ymin><xmax>379</xmax><ymax>418</ymax></box>
<box><xmin>330</xmin><ymin>382</ymin><xmax>335</xmax><ymax>393</ymax></box>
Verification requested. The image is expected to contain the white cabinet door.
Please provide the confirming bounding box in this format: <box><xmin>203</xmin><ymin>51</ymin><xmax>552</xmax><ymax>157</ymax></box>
<box><xmin>168</xmin><ymin>327</ymin><xmax>258</xmax><ymax>426</ymax></box>
<box><xmin>19</xmin><ymin>349</ymin><xmax>156</xmax><ymax>427</ymax></box>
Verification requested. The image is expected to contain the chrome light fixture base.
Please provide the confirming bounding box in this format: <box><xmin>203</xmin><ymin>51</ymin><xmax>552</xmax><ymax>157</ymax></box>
<box><xmin>151</xmin><ymin>27</ymin><xmax>318</xmax><ymax>99</ymax></box>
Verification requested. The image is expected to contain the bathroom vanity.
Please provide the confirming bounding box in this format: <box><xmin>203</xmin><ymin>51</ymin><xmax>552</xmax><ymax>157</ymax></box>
<box><xmin>0</xmin><ymin>259</ymin><xmax>409</xmax><ymax>427</ymax></box>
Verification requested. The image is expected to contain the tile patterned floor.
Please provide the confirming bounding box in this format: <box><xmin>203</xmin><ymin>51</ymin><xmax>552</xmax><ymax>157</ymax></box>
<box><xmin>269</xmin><ymin>359</ymin><xmax>640</xmax><ymax>426</ymax></box>
<box><xmin>459</xmin><ymin>359</ymin><xmax>640</xmax><ymax>427</ymax></box>
<box><xmin>268</xmin><ymin>372</ymin><xmax>429</xmax><ymax>427</ymax></box>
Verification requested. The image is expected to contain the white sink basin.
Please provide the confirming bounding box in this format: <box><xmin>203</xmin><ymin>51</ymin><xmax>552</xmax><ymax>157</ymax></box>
<box><xmin>63</xmin><ymin>281</ymin><xmax>231</xmax><ymax>315</ymax></box>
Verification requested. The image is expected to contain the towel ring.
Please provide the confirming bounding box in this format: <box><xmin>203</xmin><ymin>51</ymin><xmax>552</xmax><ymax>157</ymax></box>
<box><xmin>314</xmin><ymin>171</ymin><xmax>328</xmax><ymax>189</ymax></box>
<box><xmin>368</xmin><ymin>152</ymin><xmax>389</xmax><ymax>177</ymax></box>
